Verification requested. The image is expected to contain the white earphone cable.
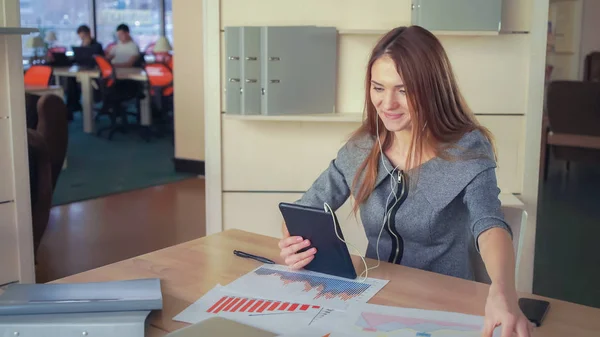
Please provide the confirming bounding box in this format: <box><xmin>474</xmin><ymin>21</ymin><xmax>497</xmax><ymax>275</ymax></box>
<box><xmin>323</xmin><ymin>202</ymin><xmax>369</xmax><ymax>282</ymax></box>
<box><xmin>372</xmin><ymin>115</ymin><xmax>403</xmax><ymax>273</ymax></box>
<box><xmin>320</xmin><ymin>119</ymin><xmax>403</xmax><ymax>282</ymax></box>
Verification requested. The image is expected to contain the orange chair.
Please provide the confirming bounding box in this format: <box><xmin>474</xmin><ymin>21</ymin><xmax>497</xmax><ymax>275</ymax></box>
<box><xmin>145</xmin><ymin>63</ymin><xmax>174</xmax><ymax>137</ymax></box>
<box><xmin>94</xmin><ymin>55</ymin><xmax>143</xmax><ymax>140</ymax></box>
<box><xmin>94</xmin><ymin>55</ymin><xmax>116</xmax><ymax>88</ymax></box>
<box><xmin>146</xmin><ymin>63</ymin><xmax>173</xmax><ymax>97</ymax></box>
<box><xmin>24</xmin><ymin>65</ymin><xmax>53</xmax><ymax>87</ymax></box>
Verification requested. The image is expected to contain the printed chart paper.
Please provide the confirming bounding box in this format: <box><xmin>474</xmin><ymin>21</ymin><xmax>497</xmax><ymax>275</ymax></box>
<box><xmin>173</xmin><ymin>285</ymin><xmax>332</xmax><ymax>335</ymax></box>
<box><xmin>224</xmin><ymin>264</ymin><xmax>388</xmax><ymax>310</ymax></box>
<box><xmin>311</xmin><ymin>302</ymin><xmax>501</xmax><ymax>337</ymax></box>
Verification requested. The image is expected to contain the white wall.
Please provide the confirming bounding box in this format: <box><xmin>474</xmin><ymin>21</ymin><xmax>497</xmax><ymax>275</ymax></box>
<box><xmin>579</xmin><ymin>0</ymin><xmax>600</xmax><ymax>77</ymax></box>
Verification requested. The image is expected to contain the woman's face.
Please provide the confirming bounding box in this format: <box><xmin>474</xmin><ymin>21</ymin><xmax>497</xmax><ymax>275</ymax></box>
<box><xmin>370</xmin><ymin>55</ymin><xmax>412</xmax><ymax>133</ymax></box>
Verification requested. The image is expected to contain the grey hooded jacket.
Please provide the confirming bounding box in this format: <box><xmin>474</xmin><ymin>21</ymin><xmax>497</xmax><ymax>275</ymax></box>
<box><xmin>296</xmin><ymin>130</ymin><xmax>512</xmax><ymax>281</ymax></box>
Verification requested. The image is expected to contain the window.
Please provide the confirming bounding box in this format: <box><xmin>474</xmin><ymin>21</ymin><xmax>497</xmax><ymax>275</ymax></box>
<box><xmin>165</xmin><ymin>0</ymin><xmax>173</xmax><ymax>43</ymax></box>
<box><xmin>96</xmin><ymin>0</ymin><xmax>161</xmax><ymax>53</ymax></box>
<box><xmin>20</xmin><ymin>0</ymin><xmax>92</xmax><ymax>57</ymax></box>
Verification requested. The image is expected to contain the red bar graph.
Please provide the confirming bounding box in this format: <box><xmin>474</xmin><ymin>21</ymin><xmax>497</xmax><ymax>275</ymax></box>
<box><xmin>240</xmin><ymin>299</ymin><xmax>255</xmax><ymax>312</ymax></box>
<box><xmin>207</xmin><ymin>296</ymin><xmax>320</xmax><ymax>315</ymax></box>
<box><xmin>268</xmin><ymin>302</ymin><xmax>281</xmax><ymax>311</ymax></box>
<box><xmin>249</xmin><ymin>300</ymin><xmax>264</xmax><ymax>313</ymax></box>
<box><xmin>207</xmin><ymin>296</ymin><xmax>228</xmax><ymax>313</ymax></box>
<box><xmin>257</xmin><ymin>301</ymin><xmax>272</xmax><ymax>313</ymax></box>
<box><xmin>211</xmin><ymin>297</ymin><xmax>234</xmax><ymax>313</ymax></box>
<box><xmin>231</xmin><ymin>298</ymin><xmax>247</xmax><ymax>312</ymax></box>
<box><xmin>223</xmin><ymin>298</ymin><xmax>241</xmax><ymax>311</ymax></box>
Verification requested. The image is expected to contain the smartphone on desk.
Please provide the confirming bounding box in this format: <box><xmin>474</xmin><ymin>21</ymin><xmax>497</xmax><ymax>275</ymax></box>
<box><xmin>518</xmin><ymin>297</ymin><xmax>550</xmax><ymax>327</ymax></box>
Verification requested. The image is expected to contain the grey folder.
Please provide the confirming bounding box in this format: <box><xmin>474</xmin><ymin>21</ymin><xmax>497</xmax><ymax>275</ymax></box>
<box><xmin>0</xmin><ymin>278</ymin><xmax>162</xmax><ymax>315</ymax></box>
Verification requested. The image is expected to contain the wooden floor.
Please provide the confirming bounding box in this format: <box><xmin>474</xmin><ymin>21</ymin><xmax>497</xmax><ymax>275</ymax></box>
<box><xmin>36</xmin><ymin>178</ymin><xmax>206</xmax><ymax>283</ymax></box>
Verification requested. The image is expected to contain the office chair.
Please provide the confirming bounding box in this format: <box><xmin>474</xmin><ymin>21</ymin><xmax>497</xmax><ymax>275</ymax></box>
<box><xmin>144</xmin><ymin>63</ymin><xmax>174</xmax><ymax>139</ymax></box>
<box><xmin>94</xmin><ymin>55</ymin><xmax>144</xmax><ymax>140</ymax></box>
<box><xmin>583</xmin><ymin>52</ymin><xmax>600</xmax><ymax>81</ymax></box>
<box><xmin>24</xmin><ymin>65</ymin><xmax>53</xmax><ymax>87</ymax></box>
<box><xmin>541</xmin><ymin>81</ymin><xmax>600</xmax><ymax>180</ymax></box>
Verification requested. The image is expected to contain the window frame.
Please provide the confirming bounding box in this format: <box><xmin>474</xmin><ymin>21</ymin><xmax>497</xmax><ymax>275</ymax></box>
<box><xmin>21</xmin><ymin>0</ymin><xmax>170</xmax><ymax>58</ymax></box>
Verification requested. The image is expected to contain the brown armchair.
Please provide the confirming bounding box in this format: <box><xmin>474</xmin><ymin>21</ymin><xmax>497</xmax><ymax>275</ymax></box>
<box><xmin>26</xmin><ymin>94</ymin><xmax>68</xmax><ymax>259</ymax></box>
<box><xmin>584</xmin><ymin>52</ymin><xmax>600</xmax><ymax>82</ymax></box>
<box><xmin>541</xmin><ymin>81</ymin><xmax>600</xmax><ymax>180</ymax></box>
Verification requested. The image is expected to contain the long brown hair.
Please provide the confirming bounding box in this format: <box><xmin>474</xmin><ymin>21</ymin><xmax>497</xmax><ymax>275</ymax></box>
<box><xmin>351</xmin><ymin>26</ymin><xmax>495</xmax><ymax>213</ymax></box>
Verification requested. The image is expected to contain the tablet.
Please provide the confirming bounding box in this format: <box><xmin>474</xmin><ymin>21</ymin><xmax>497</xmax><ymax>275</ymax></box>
<box><xmin>278</xmin><ymin>202</ymin><xmax>357</xmax><ymax>279</ymax></box>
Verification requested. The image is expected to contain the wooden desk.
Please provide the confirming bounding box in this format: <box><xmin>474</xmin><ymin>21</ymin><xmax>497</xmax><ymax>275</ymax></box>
<box><xmin>53</xmin><ymin>229</ymin><xmax>600</xmax><ymax>336</ymax></box>
<box><xmin>24</xmin><ymin>85</ymin><xmax>64</xmax><ymax>97</ymax></box>
<box><xmin>53</xmin><ymin>66</ymin><xmax>151</xmax><ymax>133</ymax></box>
<box><xmin>147</xmin><ymin>326</ymin><xmax>168</xmax><ymax>337</ymax></box>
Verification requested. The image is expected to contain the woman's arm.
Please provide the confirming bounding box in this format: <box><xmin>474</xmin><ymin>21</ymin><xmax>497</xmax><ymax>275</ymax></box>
<box><xmin>463</xmin><ymin>168</ymin><xmax>530</xmax><ymax>337</ymax></box>
<box><xmin>479</xmin><ymin>227</ymin><xmax>531</xmax><ymax>337</ymax></box>
<box><xmin>478</xmin><ymin>227</ymin><xmax>516</xmax><ymax>297</ymax></box>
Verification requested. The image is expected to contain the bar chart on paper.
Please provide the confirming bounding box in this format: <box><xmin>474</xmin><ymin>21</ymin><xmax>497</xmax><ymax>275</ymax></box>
<box><xmin>173</xmin><ymin>285</ymin><xmax>332</xmax><ymax>335</ymax></box>
<box><xmin>224</xmin><ymin>264</ymin><xmax>388</xmax><ymax>310</ymax></box>
<box><xmin>207</xmin><ymin>295</ymin><xmax>322</xmax><ymax>315</ymax></box>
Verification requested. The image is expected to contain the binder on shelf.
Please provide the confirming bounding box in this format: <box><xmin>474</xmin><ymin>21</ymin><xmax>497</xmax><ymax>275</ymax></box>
<box><xmin>225</xmin><ymin>26</ymin><xmax>242</xmax><ymax>114</ymax></box>
<box><xmin>241</xmin><ymin>27</ymin><xmax>261</xmax><ymax>115</ymax></box>
<box><xmin>0</xmin><ymin>278</ymin><xmax>163</xmax><ymax>316</ymax></box>
<box><xmin>224</xmin><ymin>25</ymin><xmax>337</xmax><ymax>116</ymax></box>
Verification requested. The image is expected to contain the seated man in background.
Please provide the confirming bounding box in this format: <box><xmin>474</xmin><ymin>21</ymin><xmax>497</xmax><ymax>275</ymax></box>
<box><xmin>105</xmin><ymin>23</ymin><xmax>143</xmax><ymax>110</ymax></box>
<box><xmin>77</xmin><ymin>25</ymin><xmax>104</xmax><ymax>55</ymax></box>
<box><xmin>107</xmin><ymin>24</ymin><xmax>141</xmax><ymax>68</ymax></box>
<box><xmin>66</xmin><ymin>25</ymin><xmax>104</xmax><ymax>118</ymax></box>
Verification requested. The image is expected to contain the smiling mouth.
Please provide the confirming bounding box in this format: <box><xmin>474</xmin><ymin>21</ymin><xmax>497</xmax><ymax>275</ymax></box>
<box><xmin>384</xmin><ymin>112</ymin><xmax>403</xmax><ymax>120</ymax></box>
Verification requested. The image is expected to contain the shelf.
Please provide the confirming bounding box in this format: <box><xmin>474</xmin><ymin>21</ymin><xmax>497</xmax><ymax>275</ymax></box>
<box><xmin>0</xmin><ymin>27</ymin><xmax>39</xmax><ymax>35</ymax></box>
<box><xmin>550</xmin><ymin>51</ymin><xmax>575</xmax><ymax>55</ymax></box>
<box><xmin>222</xmin><ymin>112</ymin><xmax>524</xmax><ymax>122</ymax></box>
<box><xmin>222</xmin><ymin>113</ymin><xmax>363</xmax><ymax>122</ymax></box>
<box><xmin>338</xmin><ymin>29</ymin><xmax>529</xmax><ymax>36</ymax></box>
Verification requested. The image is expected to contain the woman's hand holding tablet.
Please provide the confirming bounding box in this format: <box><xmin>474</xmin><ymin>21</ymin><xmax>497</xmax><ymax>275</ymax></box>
<box><xmin>278</xmin><ymin>227</ymin><xmax>317</xmax><ymax>270</ymax></box>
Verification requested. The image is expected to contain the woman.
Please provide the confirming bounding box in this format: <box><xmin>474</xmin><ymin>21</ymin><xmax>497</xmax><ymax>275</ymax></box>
<box><xmin>278</xmin><ymin>26</ymin><xmax>531</xmax><ymax>337</ymax></box>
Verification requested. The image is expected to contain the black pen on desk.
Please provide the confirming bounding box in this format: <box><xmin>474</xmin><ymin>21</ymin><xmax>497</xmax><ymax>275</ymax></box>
<box><xmin>233</xmin><ymin>250</ymin><xmax>276</xmax><ymax>264</ymax></box>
